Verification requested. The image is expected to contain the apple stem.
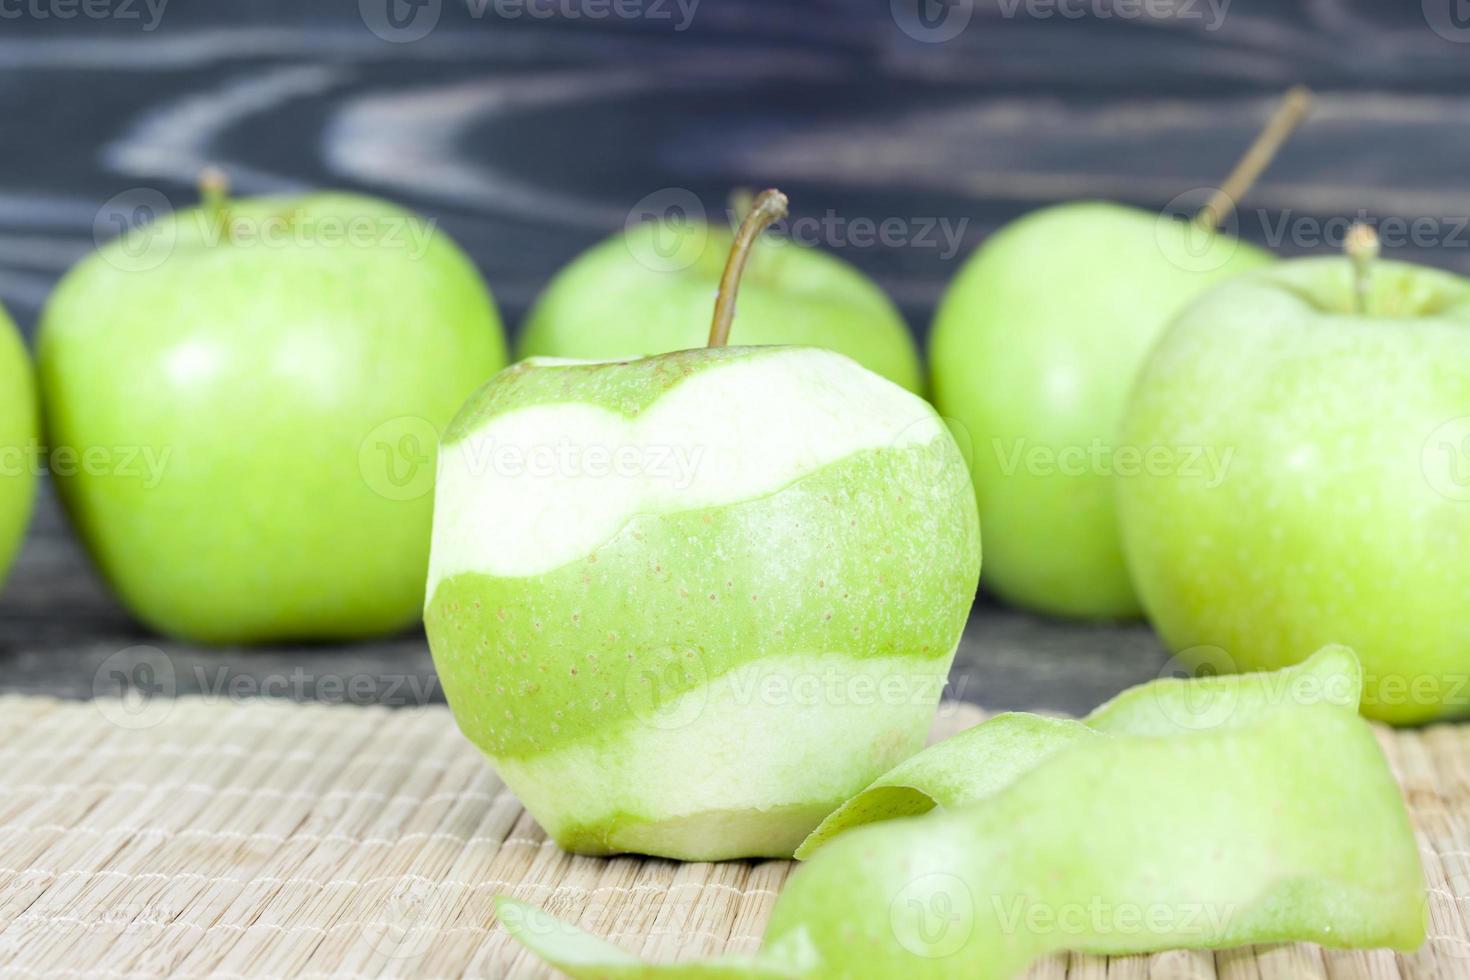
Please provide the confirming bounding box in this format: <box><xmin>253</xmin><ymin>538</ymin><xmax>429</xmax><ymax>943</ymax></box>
<box><xmin>198</xmin><ymin>166</ymin><xmax>232</xmax><ymax>243</ymax></box>
<box><xmin>1345</xmin><ymin>222</ymin><xmax>1380</xmax><ymax>315</ymax></box>
<box><xmin>1195</xmin><ymin>86</ymin><xmax>1313</xmax><ymax>231</ymax></box>
<box><xmin>707</xmin><ymin>188</ymin><xmax>789</xmax><ymax>348</ymax></box>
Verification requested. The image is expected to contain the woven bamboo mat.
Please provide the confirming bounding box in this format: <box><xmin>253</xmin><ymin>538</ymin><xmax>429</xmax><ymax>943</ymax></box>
<box><xmin>0</xmin><ymin>696</ymin><xmax>1467</xmax><ymax>979</ymax></box>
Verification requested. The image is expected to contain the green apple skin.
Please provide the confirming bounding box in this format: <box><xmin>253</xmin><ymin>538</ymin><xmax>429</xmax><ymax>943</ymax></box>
<box><xmin>0</xmin><ymin>306</ymin><xmax>38</xmax><ymax>586</ymax></box>
<box><xmin>1118</xmin><ymin>256</ymin><xmax>1470</xmax><ymax>725</ymax></box>
<box><xmin>930</xmin><ymin>202</ymin><xmax>1273</xmax><ymax>619</ymax></box>
<box><xmin>518</xmin><ymin>220</ymin><xmax>924</xmax><ymax>394</ymax></box>
<box><xmin>37</xmin><ymin>193</ymin><xmax>505</xmax><ymax>644</ymax></box>
<box><xmin>424</xmin><ymin>346</ymin><xmax>980</xmax><ymax>860</ymax></box>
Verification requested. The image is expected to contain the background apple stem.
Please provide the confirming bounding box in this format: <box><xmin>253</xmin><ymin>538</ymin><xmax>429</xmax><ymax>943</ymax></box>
<box><xmin>1345</xmin><ymin>222</ymin><xmax>1380</xmax><ymax>315</ymax></box>
<box><xmin>1194</xmin><ymin>86</ymin><xmax>1314</xmax><ymax>231</ymax></box>
<box><xmin>707</xmin><ymin>188</ymin><xmax>789</xmax><ymax>348</ymax></box>
<box><xmin>198</xmin><ymin>166</ymin><xmax>232</xmax><ymax>243</ymax></box>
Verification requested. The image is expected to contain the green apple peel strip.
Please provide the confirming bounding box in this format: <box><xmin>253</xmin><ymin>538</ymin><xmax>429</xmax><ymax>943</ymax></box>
<box><xmin>495</xmin><ymin>648</ymin><xmax>1424</xmax><ymax>979</ymax></box>
<box><xmin>1195</xmin><ymin>85</ymin><xmax>1313</xmax><ymax>231</ymax></box>
<box><xmin>795</xmin><ymin>644</ymin><xmax>1360</xmax><ymax>856</ymax></box>
<box><xmin>707</xmin><ymin>188</ymin><xmax>789</xmax><ymax>348</ymax></box>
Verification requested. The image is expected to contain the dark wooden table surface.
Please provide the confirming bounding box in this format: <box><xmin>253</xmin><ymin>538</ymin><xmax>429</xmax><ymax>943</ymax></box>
<box><xmin>2</xmin><ymin>0</ymin><xmax>1467</xmax><ymax>715</ymax></box>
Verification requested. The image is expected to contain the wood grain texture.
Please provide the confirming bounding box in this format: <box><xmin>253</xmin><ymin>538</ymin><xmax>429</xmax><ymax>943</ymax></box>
<box><xmin>2</xmin><ymin>0</ymin><xmax>1467</xmax><ymax>709</ymax></box>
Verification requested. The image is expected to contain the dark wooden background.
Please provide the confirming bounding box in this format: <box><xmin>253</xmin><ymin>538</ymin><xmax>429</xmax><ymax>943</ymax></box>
<box><xmin>2</xmin><ymin>0</ymin><xmax>1468</xmax><ymax>714</ymax></box>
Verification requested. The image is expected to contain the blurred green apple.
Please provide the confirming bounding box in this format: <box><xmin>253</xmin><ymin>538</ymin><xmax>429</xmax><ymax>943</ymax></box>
<box><xmin>518</xmin><ymin>210</ymin><xmax>923</xmax><ymax>393</ymax></box>
<box><xmin>426</xmin><ymin>192</ymin><xmax>981</xmax><ymax>859</ymax></box>
<box><xmin>931</xmin><ymin>203</ymin><xmax>1272</xmax><ymax>618</ymax></box>
<box><xmin>1</xmin><ymin>305</ymin><xmax>37</xmax><ymax>587</ymax></box>
<box><xmin>1118</xmin><ymin>235</ymin><xmax>1470</xmax><ymax>724</ymax></box>
<box><xmin>929</xmin><ymin>89</ymin><xmax>1310</xmax><ymax>619</ymax></box>
<box><xmin>37</xmin><ymin>176</ymin><xmax>506</xmax><ymax>643</ymax></box>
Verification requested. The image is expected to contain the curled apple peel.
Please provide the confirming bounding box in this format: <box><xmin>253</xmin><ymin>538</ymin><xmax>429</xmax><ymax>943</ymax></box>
<box><xmin>497</xmin><ymin>647</ymin><xmax>1423</xmax><ymax>979</ymax></box>
<box><xmin>796</xmin><ymin>644</ymin><xmax>1362</xmax><ymax>856</ymax></box>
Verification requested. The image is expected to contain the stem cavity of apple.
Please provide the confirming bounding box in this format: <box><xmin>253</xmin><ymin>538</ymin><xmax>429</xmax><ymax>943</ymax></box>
<box><xmin>1195</xmin><ymin>86</ymin><xmax>1314</xmax><ymax>232</ymax></box>
<box><xmin>707</xmin><ymin>188</ymin><xmax>789</xmax><ymax>348</ymax></box>
<box><xmin>198</xmin><ymin>166</ymin><xmax>232</xmax><ymax>243</ymax></box>
<box><xmin>1345</xmin><ymin>222</ymin><xmax>1380</xmax><ymax>316</ymax></box>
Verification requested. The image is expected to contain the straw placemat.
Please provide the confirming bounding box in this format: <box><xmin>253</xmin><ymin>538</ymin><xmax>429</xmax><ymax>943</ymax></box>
<box><xmin>0</xmin><ymin>695</ymin><xmax>1466</xmax><ymax>979</ymax></box>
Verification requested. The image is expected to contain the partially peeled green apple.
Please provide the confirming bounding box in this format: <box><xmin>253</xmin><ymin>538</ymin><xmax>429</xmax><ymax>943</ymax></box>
<box><xmin>0</xmin><ymin>305</ymin><xmax>37</xmax><ymax>587</ymax></box>
<box><xmin>425</xmin><ymin>191</ymin><xmax>981</xmax><ymax>859</ymax></box>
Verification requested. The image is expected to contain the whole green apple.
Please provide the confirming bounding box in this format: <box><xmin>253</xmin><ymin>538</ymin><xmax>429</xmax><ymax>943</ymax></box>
<box><xmin>517</xmin><ymin>212</ymin><xmax>924</xmax><ymax>393</ymax></box>
<box><xmin>0</xmin><ymin>305</ymin><xmax>38</xmax><ymax>586</ymax></box>
<box><xmin>1118</xmin><ymin>241</ymin><xmax>1470</xmax><ymax>724</ymax></box>
<box><xmin>930</xmin><ymin>202</ymin><xmax>1272</xmax><ymax>618</ymax></box>
<box><xmin>929</xmin><ymin>88</ymin><xmax>1312</xmax><ymax>619</ymax></box>
<box><xmin>38</xmin><ymin>177</ymin><xmax>506</xmax><ymax>643</ymax></box>
<box><xmin>426</xmin><ymin>191</ymin><xmax>980</xmax><ymax>860</ymax></box>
